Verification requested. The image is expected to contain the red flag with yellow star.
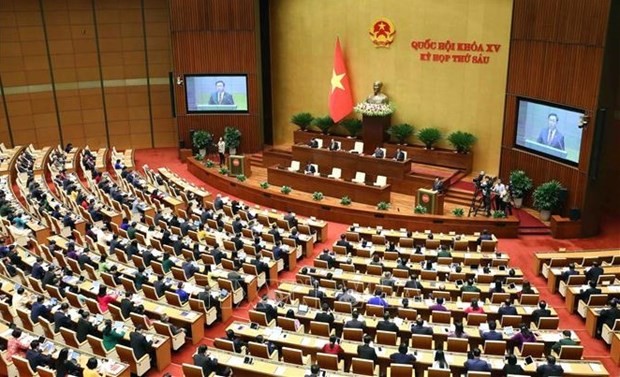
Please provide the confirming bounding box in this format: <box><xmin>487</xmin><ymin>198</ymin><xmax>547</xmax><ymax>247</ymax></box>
<box><xmin>329</xmin><ymin>38</ymin><xmax>353</xmax><ymax>123</ymax></box>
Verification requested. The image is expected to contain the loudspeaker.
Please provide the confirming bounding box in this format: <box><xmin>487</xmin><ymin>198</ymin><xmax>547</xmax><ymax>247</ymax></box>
<box><xmin>569</xmin><ymin>208</ymin><xmax>581</xmax><ymax>221</ymax></box>
<box><xmin>558</xmin><ymin>188</ymin><xmax>568</xmax><ymax>205</ymax></box>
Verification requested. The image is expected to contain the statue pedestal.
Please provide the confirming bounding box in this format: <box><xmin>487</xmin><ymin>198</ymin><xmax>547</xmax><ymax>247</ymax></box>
<box><xmin>362</xmin><ymin>114</ymin><xmax>391</xmax><ymax>154</ymax></box>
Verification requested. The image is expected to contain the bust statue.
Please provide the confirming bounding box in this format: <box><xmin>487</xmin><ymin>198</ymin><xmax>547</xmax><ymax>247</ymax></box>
<box><xmin>366</xmin><ymin>81</ymin><xmax>389</xmax><ymax>104</ymax></box>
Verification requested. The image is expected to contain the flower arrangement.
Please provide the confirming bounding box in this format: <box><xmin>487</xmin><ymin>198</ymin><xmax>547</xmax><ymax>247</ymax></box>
<box><xmin>377</xmin><ymin>201</ymin><xmax>391</xmax><ymax>211</ymax></box>
<box><xmin>492</xmin><ymin>210</ymin><xmax>507</xmax><ymax>218</ymax></box>
<box><xmin>259</xmin><ymin>181</ymin><xmax>269</xmax><ymax>189</ymax></box>
<box><xmin>414</xmin><ymin>205</ymin><xmax>427</xmax><ymax>214</ymax></box>
<box><xmin>312</xmin><ymin>192</ymin><xmax>324</xmax><ymax>201</ymax></box>
<box><xmin>281</xmin><ymin>186</ymin><xmax>292</xmax><ymax>194</ymax></box>
<box><xmin>452</xmin><ymin>207</ymin><xmax>465</xmax><ymax>217</ymax></box>
<box><xmin>236</xmin><ymin>174</ymin><xmax>246</xmax><ymax>182</ymax></box>
<box><xmin>354</xmin><ymin>102</ymin><xmax>394</xmax><ymax>117</ymax></box>
<box><xmin>340</xmin><ymin>196</ymin><xmax>352</xmax><ymax>205</ymax></box>
<box><xmin>205</xmin><ymin>159</ymin><xmax>215</xmax><ymax>168</ymax></box>
<box><xmin>218</xmin><ymin>167</ymin><xmax>229</xmax><ymax>175</ymax></box>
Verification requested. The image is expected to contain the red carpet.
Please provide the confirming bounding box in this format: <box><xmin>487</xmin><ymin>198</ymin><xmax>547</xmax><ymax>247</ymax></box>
<box><xmin>512</xmin><ymin>208</ymin><xmax>547</xmax><ymax>229</ymax></box>
<box><xmin>135</xmin><ymin>148</ymin><xmax>620</xmax><ymax>376</ymax></box>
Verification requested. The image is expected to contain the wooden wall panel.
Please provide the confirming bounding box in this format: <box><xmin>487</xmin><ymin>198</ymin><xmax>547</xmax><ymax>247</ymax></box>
<box><xmin>170</xmin><ymin>0</ymin><xmax>262</xmax><ymax>153</ymax></box>
<box><xmin>500</xmin><ymin>0</ymin><xmax>612</xmax><ymax>234</ymax></box>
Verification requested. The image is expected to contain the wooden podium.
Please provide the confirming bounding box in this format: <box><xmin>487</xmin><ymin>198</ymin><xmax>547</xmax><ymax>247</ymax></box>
<box><xmin>227</xmin><ymin>155</ymin><xmax>252</xmax><ymax>178</ymax></box>
<box><xmin>416</xmin><ymin>188</ymin><xmax>444</xmax><ymax>215</ymax></box>
<box><xmin>362</xmin><ymin>115</ymin><xmax>391</xmax><ymax>154</ymax></box>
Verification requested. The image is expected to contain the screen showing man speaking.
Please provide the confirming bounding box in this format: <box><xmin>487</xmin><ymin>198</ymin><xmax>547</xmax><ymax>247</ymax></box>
<box><xmin>185</xmin><ymin>74</ymin><xmax>248</xmax><ymax>113</ymax></box>
<box><xmin>514</xmin><ymin>98</ymin><xmax>584</xmax><ymax>165</ymax></box>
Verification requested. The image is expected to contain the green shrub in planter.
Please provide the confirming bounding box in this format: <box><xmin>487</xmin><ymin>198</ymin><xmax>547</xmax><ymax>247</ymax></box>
<box><xmin>205</xmin><ymin>159</ymin><xmax>215</xmax><ymax>168</ymax></box>
<box><xmin>340</xmin><ymin>196</ymin><xmax>352</xmax><ymax>205</ymax></box>
<box><xmin>236</xmin><ymin>174</ymin><xmax>246</xmax><ymax>182</ymax></box>
<box><xmin>414</xmin><ymin>205</ymin><xmax>427</xmax><ymax>214</ymax></box>
<box><xmin>533</xmin><ymin>180</ymin><xmax>565</xmax><ymax>212</ymax></box>
<box><xmin>492</xmin><ymin>210</ymin><xmax>507</xmax><ymax>218</ymax></box>
<box><xmin>224</xmin><ymin>127</ymin><xmax>241</xmax><ymax>154</ymax></box>
<box><xmin>417</xmin><ymin>127</ymin><xmax>442</xmax><ymax>149</ymax></box>
<box><xmin>340</xmin><ymin>118</ymin><xmax>362</xmax><ymax>137</ymax></box>
<box><xmin>447</xmin><ymin>131</ymin><xmax>477</xmax><ymax>153</ymax></box>
<box><xmin>452</xmin><ymin>207</ymin><xmax>464</xmax><ymax>217</ymax></box>
<box><xmin>312</xmin><ymin>115</ymin><xmax>335</xmax><ymax>135</ymax></box>
<box><xmin>259</xmin><ymin>181</ymin><xmax>269</xmax><ymax>189</ymax></box>
<box><xmin>377</xmin><ymin>201</ymin><xmax>391</xmax><ymax>211</ymax></box>
<box><xmin>312</xmin><ymin>192</ymin><xmax>324</xmax><ymax>201</ymax></box>
<box><xmin>218</xmin><ymin>167</ymin><xmax>229</xmax><ymax>175</ymax></box>
<box><xmin>388</xmin><ymin>123</ymin><xmax>415</xmax><ymax>144</ymax></box>
<box><xmin>192</xmin><ymin>130</ymin><xmax>213</xmax><ymax>152</ymax></box>
<box><xmin>291</xmin><ymin>112</ymin><xmax>314</xmax><ymax>131</ymax></box>
<box><xmin>509</xmin><ymin>170</ymin><xmax>533</xmax><ymax>199</ymax></box>
<box><xmin>281</xmin><ymin>185</ymin><xmax>292</xmax><ymax>194</ymax></box>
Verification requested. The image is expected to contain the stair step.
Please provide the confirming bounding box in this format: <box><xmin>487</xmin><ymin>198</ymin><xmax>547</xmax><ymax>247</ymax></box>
<box><xmin>518</xmin><ymin>228</ymin><xmax>551</xmax><ymax>235</ymax></box>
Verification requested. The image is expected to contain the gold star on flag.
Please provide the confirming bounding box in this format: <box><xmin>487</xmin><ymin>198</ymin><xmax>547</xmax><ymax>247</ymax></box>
<box><xmin>331</xmin><ymin>69</ymin><xmax>346</xmax><ymax>93</ymax></box>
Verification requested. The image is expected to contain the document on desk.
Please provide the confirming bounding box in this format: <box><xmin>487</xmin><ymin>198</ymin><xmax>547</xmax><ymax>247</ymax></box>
<box><xmin>590</xmin><ymin>363</ymin><xmax>603</xmax><ymax>372</ymax></box>
<box><xmin>228</xmin><ymin>356</ymin><xmax>244</xmax><ymax>366</ymax></box>
<box><xmin>300</xmin><ymin>337</ymin><xmax>312</xmax><ymax>346</ymax></box>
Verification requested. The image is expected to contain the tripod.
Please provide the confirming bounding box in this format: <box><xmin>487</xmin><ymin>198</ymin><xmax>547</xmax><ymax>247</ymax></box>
<box><xmin>468</xmin><ymin>188</ymin><xmax>489</xmax><ymax>217</ymax></box>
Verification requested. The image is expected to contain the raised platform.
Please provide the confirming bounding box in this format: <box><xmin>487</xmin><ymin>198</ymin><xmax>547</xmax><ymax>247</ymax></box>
<box><xmin>187</xmin><ymin>157</ymin><xmax>519</xmax><ymax>237</ymax></box>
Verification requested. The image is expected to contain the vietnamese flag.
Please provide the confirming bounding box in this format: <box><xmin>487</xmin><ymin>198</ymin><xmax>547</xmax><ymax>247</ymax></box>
<box><xmin>329</xmin><ymin>38</ymin><xmax>353</xmax><ymax>123</ymax></box>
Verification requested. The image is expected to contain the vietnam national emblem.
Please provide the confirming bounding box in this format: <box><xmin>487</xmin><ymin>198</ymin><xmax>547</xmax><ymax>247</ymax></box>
<box><xmin>369</xmin><ymin>18</ymin><xmax>396</xmax><ymax>48</ymax></box>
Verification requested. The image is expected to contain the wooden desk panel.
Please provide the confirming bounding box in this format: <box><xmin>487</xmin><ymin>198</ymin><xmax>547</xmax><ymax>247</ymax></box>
<box><xmin>267</xmin><ymin>166</ymin><xmax>391</xmax><ymax>205</ymax></box>
<box><xmin>534</xmin><ymin>249</ymin><xmax>619</xmax><ymax>276</ymax></box>
<box><xmin>291</xmin><ymin>144</ymin><xmax>410</xmax><ymax>181</ymax></box>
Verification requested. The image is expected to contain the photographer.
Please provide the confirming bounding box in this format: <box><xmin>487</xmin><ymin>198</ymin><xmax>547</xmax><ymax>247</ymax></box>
<box><xmin>480</xmin><ymin>176</ymin><xmax>492</xmax><ymax>216</ymax></box>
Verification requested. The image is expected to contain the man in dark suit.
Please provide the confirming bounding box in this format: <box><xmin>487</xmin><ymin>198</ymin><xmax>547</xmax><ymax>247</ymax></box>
<box><xmin>194</xmin><ymin>345</ymin><xmax>232</xmax><ymax>376</ymax></box>
<box><xmin>328</xmin><ymin>139</ymin><xmax>340</xmax><ymax>151</ymax></box>
<box><xmin>377</xmin><ymin>312</ymin><xmax>399</xmax><ymax>333</ymax></box>
<box><xmin>283</xmin><ymin>211</ymin><xmax>298</xmax><ymax>228</ymax></box>
<box><xmin>30</xmin><ymin>296</ymin><xmax>50</xmax><ymax>323</ymax></box>
<box><xmin>389</xmin><ymin>343</ymin><xmax>416</xmax><ymax>365</ymax></box>
<box><xmin>344</xmin><ymin>310</ymin><xmax>366</xmax><ymax>331</ymax></box>
<box><xmin>531</xmin><ymin>301</ymin><xmax>552</xmax><ymax>326</ymax></box>
<box><xmin>130</xmin><ymin>325</ymin><xmax>153</xmax><ymax>360</ymax></box>
<box><xmin>404</xmin><ymin>273</ymin><xmax>424</xmax><ymax>290</ymax></box>
<box><xmin>208</xmin><ymin>80</ymin><xmax>235</xmax><ymax>105</ymax></box>
<box><xmin>182</xmin><ymin>258</ymin><xmax>200</xmax><ymax>279</ymax></box>
<box><xmin>225</xmin><ymin>330</ymin><xmax>246</xmax><ymax>353</ymax></box>
<box><xmin>411</xmin><ymin>317</ymin><xmax>433</xmax><ymax>335</ymax></box>
<box><xmin>580</xmin><ymin>280</ymin><xmax>602</xmax><ymax>302</ymax></box>
<box><xmin>141</xmin><ymin>246</ymin><xmax>155</xmax><ymax>267</ymax></box>
<box><xmin>308</xmin><ymin>280</ymin><xmax>326</xmax><ymax>302</ymax></box>
<box><xmin>154</xmin><ymin>275</ymin><xmax>171</xmax><ymax>298</ymax></box>
<box><xmin>76</xmin><ymin>310</ymin><xmax>94</xmax><ymax>343</ymax></box>
<box><xmin>232</xmin><ymin>216</ymin><xmax>244</xmax><ymax>234</ymax></box>
<box><xmin>598</xmin><ymin>299</ymin><xmax>620</xmax><ymax>336</ymax></box>
<box><xmin>268</xmin><ymin>224</ymin><xmax>282</xmax><ymax>243</ymax></box>
<box><xmin>373</xmin><ymin>146</ymin><xmax>385</xmax><ymax>158</ymax></box>
<box><xmin>31</xmin><ymin>257</ymin><xmax>45</xmax><ymax>279</ymax></box>
<box><xmin>304</xmin><ymin>162</ymin><xmax>316</xmax><ymax>175</ymax></box>
<box><xmin>498</xmin><ymin>299</ymin><xmax>518</xmax><ymax>316</ymax></box>
<box><xmin>25</xmin><ymin>341</ymin><xmax>52</xmax><ymax>371</ymax></box>
<box><xmin>314</xmin><ymin>303</ymin><xmax>335</xmax><ymax>327</ymax></box>
<box><xmin>77</xmin><ymin>248</ymin><xmax>98</xmax><ymax>270</ymax></box>
<box><xmin>585</xmin><ymin>262</ymin><xmax>604</xmax><ymax>285</ymax></box>
<box><xmin>536</xmin><ymin>113</ymin><xmax>565</xmax><ymax>150</ymax></box>
<box><xmin>560</xmin><ymin>263</ymin><xmax>579</xmax><ymax>282</ymax></box>
<box><xmin>481</xmin><ymin>321</ymin><xmax>503</xmax><ymax>341</ymax></box>
<box><xmin>318</xmin><ymin>249</ymin><xmax>336</xmax><ymax>269</ymax></box>
<box><xmin>476</xmin><ymin>229</ymin><xmax>493</xmax><ymax>246</ymax></box>
<box><xmin>213</xmin><ymin>194</ymin><xmax>224</xmax><ymax>211</ymax></box>
<box><xmin>393</xmin><ymin>148</ymin><xmax>405</xmax><ymax>162</ymax></box>
<box><xmin>432</xmin><ymin>177</ymin><xmax>444</xmax><ymax>193</ymax></box>
<box><xmin>463</xmin><ymin>348</ymin><xmax>491</xmax><ymax>372</ymax></box>
<box><xmin>120</xmin><ymin>292</ymin><xmax>135</xmax><ymax>319</ymax></box>
<box><xmin>134</xmin><ymin>266</ymin><xmax>148</xmax><ymax>290</ymax></box>
<box><xmin>308</xmin><ymin>138</ymin><xmax>319</xmax><ymax>148</ymax></box>
<box><xmin>53</xmin><ymin>303</ymin><xmax>73</xmax><ymax>332</ymax></box>
<box><xmin>357</xmin><ymin>335</ymin><xmax>378</xmax><ymax>363</ymax></box>
<box><xmin>536</xmin><ymin>355</ymin><xmax>564</xmax><ymax>377</ymax></box>
<box><xmin>335</xmin><ymin>234</ymin><xmax>354</xmax><ymax>254</ymax></box>
<box><xmin>197</xmin><ymin>286</ymin><xmax>219</xmax><ymax>310</ymax></box>
<box><xmin>255</xmin><ymin>295</ymin><xmax>277</xmax><ymax>323</ymax></box>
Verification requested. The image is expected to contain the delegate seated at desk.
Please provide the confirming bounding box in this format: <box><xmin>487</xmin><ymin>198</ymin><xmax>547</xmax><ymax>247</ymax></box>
<box><xmin>373</xmin><ymin>146</ymin><xmax>385</xmax><ymax>158</ymax></box>
<box><xmin>328</xmin><ymin>139</ymin><xmax>339</xmax><ymax>151</ymax></box>
<box><xmin>308</xmin><ymin>138</ymin><xmax>319</xmax><ymax>148</ymax></box>
<box><xmin>394</xmin><ymin>148</ymin><xmax>405</xmax><ymax>162</ymax></box>
<box><xmin>304</xmin><ymin>162</ymin><xmax>316</xmax><ymax>175</ymax></box>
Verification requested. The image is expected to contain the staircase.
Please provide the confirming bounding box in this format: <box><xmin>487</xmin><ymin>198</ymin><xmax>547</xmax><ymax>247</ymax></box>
<box><xmin>249</xmin><ymin>152</ymin><xmax>263</xmax><ymax>168</ymax></box>
<box><xmin>444</xmin><ymin>187</ymin><xmax>475</xmax><ymax>207</ymax></box>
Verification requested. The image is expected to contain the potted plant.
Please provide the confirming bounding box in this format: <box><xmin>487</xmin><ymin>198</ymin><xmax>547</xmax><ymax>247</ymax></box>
<box><xmin>452</xmin><ymin>208</ymin><xmax>464</xmax><ymax>217</ymax></box>
<box><xmin>218</xmin><ymin>167</ymin><xmax>229</xmax><ymax>175</ymax></box>
<box><xmin>509</xmin><ymin>170</ymin><xmax>533</xmax><ymax>208</ymax></box>
<box><xmin>340</xmin><ymin>196</ymin><xmax>352</xmax><ymax>205</ymax></box>
<box><xmin>414</xmin><ymin>205</ymin><xmax>427</xmax><ymax>214</ymax></box>
<box><xmin>377</xmin><ymin>201</ymin><xmax>391</xmax><ymax>211</ymax></box>
<box><xmin>236</xmin><ymin>174</ymin><xmax>246</xmax><ymax>182</ymax></box>
<box><xmin>387</xmin><ymin>123</ymin><xmax>415</xmax><ymax>144</ymax></box>
<box><xmin>259</xmin><ymin>181</ymin><xmax>269</xmax><ymax>189</ymax></box>
<box><xmin>312</xmin><ymin>115</ymin><xmax>335</xmax><ymax>135</ymax></box>
<box><xmin>340</xmin><ymin>118</ymin><xmax>362</xmax><ymax>138</ymax></box>
<box><xmin>291</xmin><ymin>112</ymin><xmax>314</xmax><ymax>131</ymax></box>
<box><xmin>223</xmin><ymin>127</ymin><xmax>241</xmax><ymax>155</ymax></box>
<box><xmin>192</xmin><ymin>130</ymin><xmax>212</xmax><ymax>157</ymax></box>
<box><xmin>312</xmin><ymin>192</ymin><xmax>324</xmax><ymax>201</ymax></box>
<box><xmin>205</xmin><ymin>159</ymin><xmax>215</xmax><ymax>168</ymax></box>
<box><xmin>447</xmin><ymin>131</ymin><xmax>477</xmax><ymax>153</ymax></box>
<box><xmin>281</xmin><ymin>186</ymin><xmax>292</xmax><ymax>195</ymax></box>
<box><xmin>492</xmin><ymin>210</ymin><xmax>507</xmax><ymax>218</ymax></box>
<box><xmin>417</xmin><ymin>127</ymin><xmax>442</xmax><ymax>149</ymax></box>
<box><xmin>532</xmin><ymin>180</ymin><xmax>565</xmax><ymax>221</ymax></box>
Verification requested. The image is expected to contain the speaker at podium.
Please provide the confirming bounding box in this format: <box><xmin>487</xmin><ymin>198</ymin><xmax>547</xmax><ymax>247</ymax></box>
<box><xmin>416</xmin><ymin>188</ymin><xmax>444</xmax><ymax>215</ymax></box>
